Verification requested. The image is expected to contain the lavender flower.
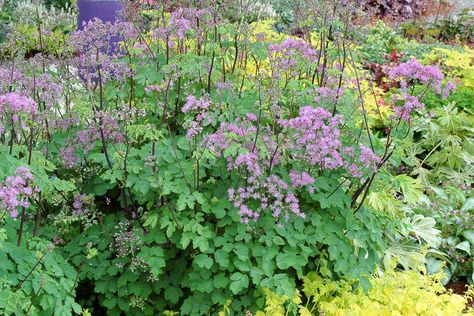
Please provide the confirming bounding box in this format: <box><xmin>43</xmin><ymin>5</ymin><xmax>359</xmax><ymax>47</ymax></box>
<box><xmin>280</xmin><ymin>106</ymin><xmax>344</xmax><ymax>169</ymax></box>
<box><xmin>0</xmin><ymin>166</ymin><xmax>38</xmax><ymax>219</ymax></box>
<box><xmin>0</xmin><ymin>92</ymin><xmax>38</xmax><ymax>121</ymax></box>
<box><xmin>72</xmin><ymin>194</ymin><xmax>94</xmax><ymax>216</ymax></box>
<box><xmin>359</xmin><ymin>145</ymin><xmax>381</xmax><ymax>172</ymax></box>
<box><xmin>389</xmin><ymin>58</ymin><xmax>444</xmax><ymax>91</ymax></box>
<box><xmin>268</xmin><ymin>37</ymin><xmax>317</xmax><ymax>79</ymax></box>
<box><xmin>289</xmin><ymin>170</ymin><xmax>315</xmax><ymax>188</ymax></box>
<box><xmin>182</xmin><ymin>95</ymin><xmax>214</xmax><ymax>140</ymax></box>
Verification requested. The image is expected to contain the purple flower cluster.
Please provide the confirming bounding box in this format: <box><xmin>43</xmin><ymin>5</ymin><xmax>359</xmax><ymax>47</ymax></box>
<box><xmin>0</xmin><ymin>92</ymin><xmax>38</xmax><ymax>123</ymax></box>
<box><xmin>154</xmin><ymin>9</ymin><xmax>192</xmax><ymax>41</ymax></box>
<box><xmin>388</xmin><ymin>58</ymin><xmax>456</xmax><ymax>121</ymax></box>
<box><xmin>182</xmin><ymin>95</ymin><xmax>214</xmax><ymax>139</ymax></box>
<box><xmin>342</xmin><ymin>145</ymin><xmax>381</xmax><ymax>179</ymax></box>
<box><xmin>268</xmin><ymin>38</ymin><xmax>317</xmax><ymax>79</ymax></box>
<box><xmin>289</xmin><ymin>170</ymin><xmax>315</xmax><ymax>189</ymax></box>
<box><xmin>228</xmin><ymin>175</ymin><xmax>304</xmax><ymax>224</ymax></box>
<box><xmin>359</xmin><ymin>145</ymin><xmax>381</xmax><ymax>171</ymax></box>
<box><xmin>204</xmin><ymin>103</ymin><xmax>387</xmax><ymax>223</ymax></box>
<box><xmin>442</xmin><ymin>81</ymin><xmax>456</xmax><ymax>99</ymax></box>
<box><xmin>169</xmin><ymin>10</ymin><xmax>192</xmax><ymax>39</ymax></box>
<box><xmin>153</xmin><ymin>8</ymin><xmax>213</xmax><ymax>45</ymax></box>
<box><xmin>394</xmin><ymin>95</ymin><xmax>424</xmax><ymax>122</ymax></box>
<box><xmin>233</xmin><ymin>152</ymin><xmax>262</xmax><ymax>176</ymax></box>
<box><xmin>205</xmin><ymin>114</ymin><xmax>282</xmax><ymax>171</ymax></box>
<box><xmin>144</xmin><ymin>84</ymin><xmax>161</xmax><ymax>94</ymax></box>
<box><xmin>72</xmin><ymin>194</ymin><xmax>94</xmax><ymax>216</ymax></box>
<box><xmin>312</xmin><ymin>86</ymin><xmax>345</xmax><ymax>104</ymax></box>
<box><xmin>280</xmin><ymin>106</ymin><xmax>344</xmax><ymax>170</ymax></box>
<box><xmin>389</xmin><ymin>58</ymin><xmax>444</xmax><ymax>91</ymax></box>
<box><xmin>0</xmin><ymin>67</ymin><xmax>25</xmax><ymax>94</ymax></box>
<box><xmin>52</xmin><ymin>116</ymin><xmax>80</xmax><ymax>132</ymax></box>
<box><xmin>31</xmin><ymin>74</ymin><xmax>63</xmax><ymax>109</ymax></box>
<box><xmin>0</xmin><ymin>167</ymin><xmax>38</xmax><ymax>219</ymax></box>
<box><xmin>205</xmin><ymin>113</ymin><xmax>303</xmax><ymax>223</ymax></box>
<box><xmin>60</xmin><ymin>112</ymin><xmax>124</xmax><ymax>168</ymax></box>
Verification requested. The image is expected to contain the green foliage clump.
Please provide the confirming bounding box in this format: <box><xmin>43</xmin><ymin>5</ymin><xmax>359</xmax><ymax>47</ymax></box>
<box><xmin>0</xmin><ymin>220</ymin><xmax>81</xmax><ymax>316</ymax></box>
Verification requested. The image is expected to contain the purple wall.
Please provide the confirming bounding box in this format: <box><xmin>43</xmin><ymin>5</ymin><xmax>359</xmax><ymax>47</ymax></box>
<box><xmin>77</xmin><ymin>0</ymin><xmax>123</xmax><ymax>30</ymax></box>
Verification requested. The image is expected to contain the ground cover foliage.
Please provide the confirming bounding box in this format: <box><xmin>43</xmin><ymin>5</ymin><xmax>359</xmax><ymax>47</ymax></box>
<box><xmin>0</xmin><ymin>0</ymin><xmax>473</xmax><ymax>315</ymax></box>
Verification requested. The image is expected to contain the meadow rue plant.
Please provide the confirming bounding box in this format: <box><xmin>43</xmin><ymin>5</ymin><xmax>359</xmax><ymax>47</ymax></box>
<box><xmin>182</xmin><ymin>95</ymin><xmax>214</xmax><ymax>139</ymax></box>
<box><xmin>268</xmin><ymin>37</ymin><xmax>318</xmax><ymax>79</ymax></box>
<box><xmin>0</xmin><ymin>1</ymin><xmax>472</xmax><ymax>315</ymax></box>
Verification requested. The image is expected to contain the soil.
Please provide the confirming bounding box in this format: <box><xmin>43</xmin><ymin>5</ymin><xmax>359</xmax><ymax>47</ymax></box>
<box><xmin>445</xmin><ymin>280</ymin><xmax>474</xmax><ymax>310</ymax></box>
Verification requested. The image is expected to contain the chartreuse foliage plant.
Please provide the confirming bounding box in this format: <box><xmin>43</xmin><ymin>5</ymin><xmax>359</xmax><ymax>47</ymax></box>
<box><xmin>256</xmin><ymin>267</ymin><xmax>474</xmax><ymax>316</ymax></box>
<box><xmin>0</xmin><ymin>0</ymin><xmax>472</xmax><ymax>315</ymax></box>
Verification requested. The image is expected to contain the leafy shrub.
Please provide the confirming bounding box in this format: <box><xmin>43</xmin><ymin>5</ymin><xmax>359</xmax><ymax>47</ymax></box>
<box><xmin>398</xmin><ymin>102</ymin><xmax>474</xmax><ymax>187</ymax></box>
<box><xmin>414</xmin><ymin>188</ymin><xmax>474</xmax><ymax>284</ymax></box>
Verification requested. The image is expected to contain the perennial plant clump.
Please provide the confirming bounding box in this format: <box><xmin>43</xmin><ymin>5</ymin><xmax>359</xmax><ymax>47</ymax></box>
<box><xmin>0</xmin><ymin>0</ymin><xmax>472</xmax><ymax>315</ymax></box>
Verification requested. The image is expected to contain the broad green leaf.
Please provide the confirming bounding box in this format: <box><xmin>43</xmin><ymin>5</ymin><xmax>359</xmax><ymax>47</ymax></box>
<box><xmin>229</xmin><ymin>272</ymin><xmax>249</xmax><ymax>294</ymax></box>
<box><xmin>194</xmin><ymin>254</ymin><xmax>213</xmax><ymax>269</ymax></box>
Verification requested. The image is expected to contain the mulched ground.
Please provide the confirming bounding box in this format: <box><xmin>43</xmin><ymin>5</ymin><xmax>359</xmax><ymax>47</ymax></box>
<box><xmin>445</xmin><ymin>280</ymin><xmax>474</xmax><ymax>310</ymax></box>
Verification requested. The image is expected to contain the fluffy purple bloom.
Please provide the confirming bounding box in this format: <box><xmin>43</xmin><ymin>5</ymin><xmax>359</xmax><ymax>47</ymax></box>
<box><xmin>268</xmin><ymin>38</ymin><xmax>317</xmax><ymax>61</ymax></box>
<box><xmin>72</xmin><ymin>194</ymin><xmax>94</xmax><ymax>216</ymax></box>
<box><xmin>0</xmin><ymin>167</ymin><xmax>38</xmax><ymax>219</ymax></box>
<box><xmin>0</xmin><ymin>93</ymin><xmax>38</xmax><ymax>121</ymax></box>
<box><xmin>169</xmin><ymin>10</ymin><xmax>192</xmax><ymax>39</ymax></box>
<box><xmin>313</xmin><ymin>86</ymin><xmax>344</xmax><ymax>103</ymax></box>
<box><xmin>442</xmin><ymin>81</ymin><xmax>456</xmax><ymax>99</ymax></box>
<box><xmin>280</xmin><ymin>106</ymin><xmax>344</xmax><ymax>169</ymax></box>
<box><xmin>0</xmin><ymin>67</ymin><xmax>25</xmax><ymax>94</ymax></box>
<box><xmin>182</xmin><ymin>95</ymin><xmax>213</xmax><ymax>140</ymax></box>
<box><xmin>182</xmin><ymin>95</ymin><xmax>212</xmax><ymax>113</ymax></box>
<box><xmin>233</xmin><ymin>152</ymin><xmax>262</xmax><ymax>176</ymax></box>
<box><xmin>31</xmin><ymin>74</ymin><xmax>62</xmax><ymax>109</ymax></box>
<box><xmin>290</xmin><ymin>170</ymin><xmax>315</xmax><ymax>188</ymax></box>
<box><xmin>71</xmin><ymin>19</ymin><xmax>137</xmax><ymax>85</ymax></box>
<box><xmin>59</xmin><ymin>111</ymin><xmax>124</xmax><ymax>168</ymax></box>
<box><xmin>145</xmin><ymin>84</ymin><xmax>161</xmax><ymax>93</ymax></box>
<box><xmin>394</xmin><ymin>95</ymin><xmax>425</xmax><ymax>122</ymax></box>
<box><xmin>389</xmin><ymin>58</ymin><xmax>444</xmax><ymax>91</ymax></box>
<box><xmin>245</xmin><ymin>113</ymin><xmax>258</xmax><ymax>122</ymax></box>
<box><xmin>228</xmin><ymin>174</ymin><xmax>305</xmax><ymax>224</ymax></box>
<box><xmin>349</xmin><ymin>164</ymin><xmax>363</xmax><ymax>178</ymax></box>
<box><xmin>359</xmin><ymin>145</ymin><xmax>381</xmax><ymax>171</ymax></box>
<box><xmin>268</xmin><ymin>37</ymin><xmax>317</xmax><ymax>79</ymax></box>
<box><xmin>153</xmin><ymin>9</ymin><xmax>192</xmax><ymax>41</ymax></box>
